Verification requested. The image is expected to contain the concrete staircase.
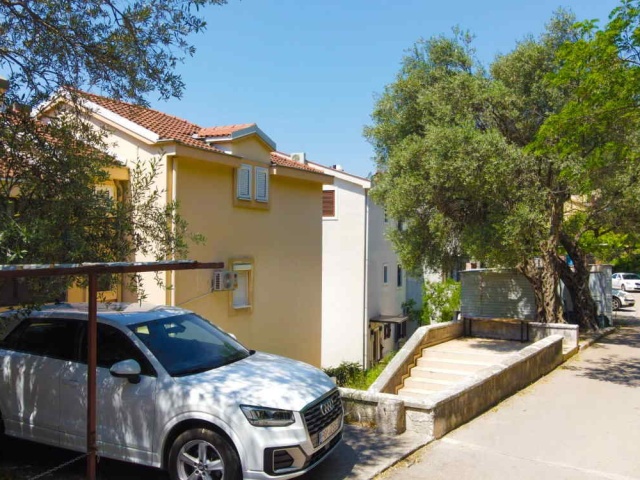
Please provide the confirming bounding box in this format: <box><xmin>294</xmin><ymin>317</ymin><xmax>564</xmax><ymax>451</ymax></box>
<box><xmin>396</xmin><ymin>338</ymin><xmax>525</xmax><ymax>400</ymax></box>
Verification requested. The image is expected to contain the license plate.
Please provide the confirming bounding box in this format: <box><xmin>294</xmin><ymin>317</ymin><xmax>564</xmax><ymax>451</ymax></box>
<box><xmin>318</xmin><ymin>417</ymin><xmax>341</xmax><ymax>445</ymax></box>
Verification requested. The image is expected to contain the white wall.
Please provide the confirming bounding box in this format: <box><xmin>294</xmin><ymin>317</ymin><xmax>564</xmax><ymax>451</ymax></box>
<box><xmin>367</xmin><ymin>203</ymin><xmax>407</xmax><ymax>319</ymax></box>
<box><xmin>320</xmin><ymin>176</ymin><xmax>367</xmax><ymax>368</ymax></box>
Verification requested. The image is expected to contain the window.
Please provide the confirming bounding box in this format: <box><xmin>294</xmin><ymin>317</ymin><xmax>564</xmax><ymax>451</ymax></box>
<box><xmin>398</xmin><ymin>321</ymin><xmax>407</xmax><ymax>339</ymax></box>
<box><xmin>231</xmin><ymin>259</ymin><xmax>253</xmax><ymax>310</ymax></box>
<box><xmin>384</xmin><ymin>210</ymin><xmax>388</xmax><ymax>223</ymax></box>
<box><xmin>236</xmin><ymin>164</ymin><xmax>252</xmax><ymax>200</ymax></box>
<box><xmin>383</xmin><ymin>324</ymin><xmax>391</xmax><ymax>339</ymax></box>
<box><xmin>383</xmin><ymin>264</ymin><xmax>388</xmax><ymax>285</ymax></box>
<box><xmin>2</xmin><ymin>319</ymin><xmax>79</xmax><ymax>361</ymax></box>
<box><xmin>397</xmin><ymin>220</ymin><xmax>404</xmax><ymax>231</ymax></box>
<box><xmin>79</xmin><ymin>324</ymin><xmax>155</xmax><ymax>376</ymax></box>
<box><xmin>322</xmin><ymin>190</ymin><xmax>336</xmax><ymax>217</ymax></box>
<box><xmin>397</xmin><ymin>265</ymin><xmax>403</xmax><ymax>287</ymax></box>
<box><xmin>255</xmin><ymin>166</ymin><xmax>269</xmax><ymax>202</ymax></box>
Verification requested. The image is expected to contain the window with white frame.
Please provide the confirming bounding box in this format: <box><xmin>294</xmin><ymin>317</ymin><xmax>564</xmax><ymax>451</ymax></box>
<box><xmin>255</xmin><ymin>166</ymin><xmax>269</xmax><ymax>202</ymax></box>
<box><xmin>397</xmin><ymin>264</ymin><xmax>403</xmax><ymax>287</ymax></box>
<box><xmin>383</xmin><ymin>264</ymin><xmax>388</xmax><ymax>285</ymax></box>
<box><xmin>236</xmin><ymin>164</ymin><xmax>252</xmax><ymax>200</ymax></box>
<box><xmin>232</xmin><ymin>260</ymin><xmax>253</xmax><ymax>309</ymax></box>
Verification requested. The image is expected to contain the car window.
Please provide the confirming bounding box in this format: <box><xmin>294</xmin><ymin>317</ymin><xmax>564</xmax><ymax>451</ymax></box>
<box><xmin>79</xmin><ymin>323</ymin><xmax>156</xmax><ymax>377</ymax></box>
<box><xmin>622</xmin><ymin>274</ymin><xmax>640</xmax><ymax>280</ymax></box>
<box><xmin>130</xmin><ymin>313</ymin><xmax>250</xmax><ymax>377</ymax></box>
<box><xmin>0</xmin><ymin>318</ymin><xmax>79</xmax><ymax>361</ymax></box>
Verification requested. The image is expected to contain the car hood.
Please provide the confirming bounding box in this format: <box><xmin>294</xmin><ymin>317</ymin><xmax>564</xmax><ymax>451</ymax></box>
<box><xmin>172</xmin><ymin>352</ymin><xmax>336</xmax><ymax>411</ymax></box>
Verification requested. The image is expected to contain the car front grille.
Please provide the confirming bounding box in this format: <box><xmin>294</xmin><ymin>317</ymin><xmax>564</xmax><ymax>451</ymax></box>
<box><xmin>302</xmin><ymin>389</ymin><xmax>343</xmax><ymax>447</ymax></box>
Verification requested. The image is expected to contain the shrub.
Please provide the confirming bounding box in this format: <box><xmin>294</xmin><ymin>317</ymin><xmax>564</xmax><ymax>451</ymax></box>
<box><xmin>422</xmin><ymin>279</ymin><xmax>461</xmax><ymax>325</ymax></box>
<box><xmin>323</xmin><ymin>352</ymin><xmax>397</xmax><ymax>390</ymax></box>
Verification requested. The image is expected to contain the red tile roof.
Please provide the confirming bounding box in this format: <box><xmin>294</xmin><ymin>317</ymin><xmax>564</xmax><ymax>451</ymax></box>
<box><xmin>79</xmin><ymin>92</ymin><xmax>322</xmax><ymax>174</ymax></box>
<box><xmin>270</xmin><ymin>152</ymin><xmax>324</xmax><ymax>173</ymax></box>
<box><xmin>198</xmin><ymin>124</ymin><xmax>255</xmax><ymax>137</ymax></box>
<box><xmin>81</xmin><ymin>92</ymin><xmax>223</xmax><ymax>154</ymax></box>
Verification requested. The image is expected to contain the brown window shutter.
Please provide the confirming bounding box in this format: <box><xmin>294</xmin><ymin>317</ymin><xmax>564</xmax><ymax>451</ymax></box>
<box><xmin>322</xmin><ymin>190</ymin><xmax>335</xmax><ymax>217</ymax></box>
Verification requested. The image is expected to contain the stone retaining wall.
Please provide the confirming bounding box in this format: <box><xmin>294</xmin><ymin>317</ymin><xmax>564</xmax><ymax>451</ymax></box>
<box><xmin>341</xmin><ymin>335</ymin><xmax>564</xmax><ymax>438</ymax></box>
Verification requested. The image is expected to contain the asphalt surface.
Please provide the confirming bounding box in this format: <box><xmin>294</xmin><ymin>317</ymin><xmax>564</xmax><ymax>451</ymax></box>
<box><xmin>377</xmin><ymin>299</ymin><xmax>640</xmax><ymax>480</ymax></box>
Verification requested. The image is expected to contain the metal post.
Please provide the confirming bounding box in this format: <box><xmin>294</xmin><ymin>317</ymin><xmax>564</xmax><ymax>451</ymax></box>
<box><xmin>87</xmin><ymin>273</ymin><xmax>98</xmax><ymax>480</ymax></box>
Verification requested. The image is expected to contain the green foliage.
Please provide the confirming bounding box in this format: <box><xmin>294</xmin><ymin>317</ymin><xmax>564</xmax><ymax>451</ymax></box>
<box><xmin>323</xmin><ymin>362</ymin><xmax>363</xmax><ymax>388</ymax></box>
<box><xmin>0</xmin><ymin>0</ymin><xmax>218</xmax><ymax>303</ymax></box>
<box><xmin>365</xmin><ymin>6</ymin><xmax>640</xmax><ymax>329</ymax></box>
<box><xmin>402</xmin><ymin>298</ymin><xmax>422</xmax><ymax>324</ymax></box>
<box><xmin>0</xmin><ymin>0</ymin><xmax>228</xmax><ymax>104</ymax></box>
<box><xmin>422</xmin><ymin>279</ymin><xmax>461</xmax><ymax>325</ymax></box>
<box><xmin>323</xmin><ymin>352</ymin><xmax>397</xmax><ymax>390</ymax></box>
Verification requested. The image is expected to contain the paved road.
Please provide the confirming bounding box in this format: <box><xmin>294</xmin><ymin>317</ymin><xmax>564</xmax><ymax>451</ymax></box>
<box><xmin>378</xmin><ymin>305</ymin><xmax>640</xmax><ymax>480</ymax></box>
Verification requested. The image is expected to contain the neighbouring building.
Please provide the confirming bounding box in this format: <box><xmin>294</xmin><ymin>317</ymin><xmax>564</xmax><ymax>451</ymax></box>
<box><xmin>279</xmin><ymin>154</ymin><xmax>422</xmax><ymax>368</ymax></box>
<box><xmin>38</xmin><ymin>92</ymin><xmax>332</xmax><ymax>367</ymax></box>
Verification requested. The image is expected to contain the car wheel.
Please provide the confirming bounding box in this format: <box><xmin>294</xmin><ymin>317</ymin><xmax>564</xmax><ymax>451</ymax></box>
<box><xmin>612</xmin><ymin>297</ymin><xmax>621</xmax><ymax>311</ymax></box>
<box><xmin>621</xmin><ymin>283</ymin><xmax>627</xmax><ymax>291</ymax></box>
<box><xmin>168</xmin><ymin>428</ymin><xmax>241</xmax><ymax>480</ymax></box>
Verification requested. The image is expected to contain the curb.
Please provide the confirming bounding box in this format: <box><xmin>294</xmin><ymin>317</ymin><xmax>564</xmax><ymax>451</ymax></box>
<box><xmin>578</xmin><ymin>326</ymin><xmax>617</xmax><ymax>351</ymax></box>
<box><xmin>367</xmin><ymin>437</ymin><xmax>434</xmax><ymax>479</ymax></box>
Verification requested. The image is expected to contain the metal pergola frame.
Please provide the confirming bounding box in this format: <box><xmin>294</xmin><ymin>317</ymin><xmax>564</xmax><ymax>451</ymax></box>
<box><xmin>0</xmin><ymin>260</ymin><xmax>224</xmax><ymax>480</ymax></box>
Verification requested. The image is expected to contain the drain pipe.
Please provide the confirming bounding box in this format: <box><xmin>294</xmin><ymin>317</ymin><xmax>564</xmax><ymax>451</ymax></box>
<box><xmin>362</xmin><ymin>188</ymin><xmax>370</xmax><ymax>369</ymax></box>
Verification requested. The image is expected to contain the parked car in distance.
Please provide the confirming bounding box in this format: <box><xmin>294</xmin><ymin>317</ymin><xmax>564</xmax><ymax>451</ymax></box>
<box><xmin>612</xmin><ymin>288</ymin><xmax>635</xmax><ymax>311</ymax></box>
<box><xmin>0</xmin><ymin>303</ymin><xmax>343</xmax><ymax>480</ymax></box>
<box><xmin>611</xmin><ymin>272</ymin><xmax>640</xmax><ymax>291</ymax></box>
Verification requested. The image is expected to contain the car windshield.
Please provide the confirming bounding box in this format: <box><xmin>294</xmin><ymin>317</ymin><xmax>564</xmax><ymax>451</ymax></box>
<box><xmin>129</xmin><ymin>313</ymin><xmax>250</xmax><ymax>377</ymax></box>
<box><xmin>623</xmin><ymin>274</ymin><xmax>640</xmax><ymax>280</ymax></box>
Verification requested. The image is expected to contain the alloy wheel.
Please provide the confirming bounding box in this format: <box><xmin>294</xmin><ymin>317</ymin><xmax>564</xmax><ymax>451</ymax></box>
<box><xmin>176</xmin><ymin>439</ymin><xmax>225</xmax><ymax>480</ymax></box>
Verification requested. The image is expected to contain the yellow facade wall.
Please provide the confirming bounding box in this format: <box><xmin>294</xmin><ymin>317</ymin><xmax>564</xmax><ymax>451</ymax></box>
<box><xmin>169</xmin><ymin>157</ymin><xmax>323</xmax><ymax>367</ymax></box>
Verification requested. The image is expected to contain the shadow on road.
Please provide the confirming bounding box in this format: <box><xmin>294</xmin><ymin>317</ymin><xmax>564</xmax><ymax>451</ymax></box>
<box><xmin>0</xmin><ymin>437</ymin><xmax>166</xmax><ymax>480</ymax></box>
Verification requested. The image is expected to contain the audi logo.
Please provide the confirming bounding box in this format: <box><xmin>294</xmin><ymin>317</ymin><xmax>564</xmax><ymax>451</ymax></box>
<box><xmin>319</xmin><ymin>398</ymin><xmax>335</xmax><ymax>416</ymax></box>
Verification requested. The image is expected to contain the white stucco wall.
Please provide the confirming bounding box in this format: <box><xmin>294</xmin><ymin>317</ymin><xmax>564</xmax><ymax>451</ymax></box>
<box><xmin>318</xmin><ymin>171</ymin><xmax>369</xmax><ymax>368</ymax></box>
<box><xmin>367</xmin><ymin>203</ymin><xmax>407</xmax><ymax>319</ymax></box>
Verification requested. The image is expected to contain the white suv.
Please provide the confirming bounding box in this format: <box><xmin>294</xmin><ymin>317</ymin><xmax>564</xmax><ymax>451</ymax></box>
<box><xmin>0</xmin><ymin>304</ymin><xmax>343</xmax><ymax>479</ymax></box>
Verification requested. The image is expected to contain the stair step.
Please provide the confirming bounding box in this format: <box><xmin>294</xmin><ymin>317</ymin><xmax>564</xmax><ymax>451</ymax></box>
<box><xmin>403</xmin><ymin>376</ymin><xmax>453</xmax><ymax>390</ymax></box>
<box><xmin>416</xmin><ymin>357</ymin><xmax>495</xmax><ymax>369</ymax></box>
<box><xmin>421</xmin><ymin>349</ymin><xmax>505</xmax><ymax>363</ymax></box>
<box><xmin>409</xmin><ymin>366</ymin><xmax>471</xmax><ymax>381</ymax></box>
<box><xmin>397</xmin><ymin>387</ymin><xmax>440</xmax><ymax>400</ymax></box>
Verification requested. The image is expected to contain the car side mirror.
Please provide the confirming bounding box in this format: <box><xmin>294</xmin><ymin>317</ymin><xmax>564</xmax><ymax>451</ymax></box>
<box><xmin>110</xmin><ymin>359</ymin><xmax>142</xmax><ymax>384</ymax></box>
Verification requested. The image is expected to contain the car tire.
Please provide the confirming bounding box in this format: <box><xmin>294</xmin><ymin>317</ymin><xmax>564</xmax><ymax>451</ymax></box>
<box><xmin>168</xmin><ymin>428</ymin><xmax>241</xmax><ymax>480</ymax></box>
<box><xmin>612</xmin><ymin>297</ymin><xmax>622</xmax><ymax>311</ymax></box>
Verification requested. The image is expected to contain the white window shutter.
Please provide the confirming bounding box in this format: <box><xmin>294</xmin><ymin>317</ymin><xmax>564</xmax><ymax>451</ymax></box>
<box><xmin>237</xmin><ymin>165</ymin><xmax>252</xmax><ymax>200</ymax></box>
<box><xmin>255</xmin><ymin>166</ymin><xmax>269</xmax><ymax>202</ymax></box>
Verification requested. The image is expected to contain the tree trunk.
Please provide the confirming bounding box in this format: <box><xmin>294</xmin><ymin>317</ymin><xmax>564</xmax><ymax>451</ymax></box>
<box><xmin>558</xmin><ymin>233</ymin><xmax>599</xmax><ymax>331</ymax></box>
<box><xmin>519</xmin><ymin>253</ymin><xmax>564</xmax><ymax>324</ymax></box>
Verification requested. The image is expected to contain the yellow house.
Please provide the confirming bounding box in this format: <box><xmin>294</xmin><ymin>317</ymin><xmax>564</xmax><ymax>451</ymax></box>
<box><xmin>56</xmin><ymin>92</ymin><xmax>332</xmax><ymax>367</ymax></box>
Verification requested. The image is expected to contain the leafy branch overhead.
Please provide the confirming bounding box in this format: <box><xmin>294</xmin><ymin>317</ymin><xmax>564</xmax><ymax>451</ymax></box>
<box><xmin>0</xmin><ymin>0</ymin><xmax>227</xmax><ymax>104</ymax></box>
<box><xmin>0</xmin><ymin>0</ymin><xmax>223</xmax><ymax>304</ymax></box>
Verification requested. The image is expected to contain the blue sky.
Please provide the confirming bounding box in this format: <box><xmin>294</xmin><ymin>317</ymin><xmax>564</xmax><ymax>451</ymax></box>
<box><xmin>152</xmin><ymin>0</ymin><xmax>620</xmax><ymax>177</ymax></box>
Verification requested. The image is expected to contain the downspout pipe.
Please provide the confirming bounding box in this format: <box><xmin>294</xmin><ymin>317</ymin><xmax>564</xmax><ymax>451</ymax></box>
<box><xmin>362</xmin><ymin>187</ymin><xmax>370</xmax><ymax>369</ymax></box>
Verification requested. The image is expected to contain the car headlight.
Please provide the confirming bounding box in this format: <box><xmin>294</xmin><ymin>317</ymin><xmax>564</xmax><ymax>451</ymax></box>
<box><xmin>240</xmin><ymin>405</ymin><xmax>295</xmax><ymax>427</ymax></box>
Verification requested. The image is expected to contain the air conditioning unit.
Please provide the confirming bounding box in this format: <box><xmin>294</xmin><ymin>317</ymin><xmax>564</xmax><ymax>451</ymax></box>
<box><xmin>291</xmin><ymin>152</ymin><xmax>306</xmax><ymax>164</ymax></box>
<box><xmin>211</xmin><ymin>270</ymin><xmax>238</xmax><ymax>291</ymax></box>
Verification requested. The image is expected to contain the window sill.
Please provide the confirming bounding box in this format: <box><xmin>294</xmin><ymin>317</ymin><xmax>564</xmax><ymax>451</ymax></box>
<box><xmin>233</xmin><ymin>198</ymin><xmax>270</xmax><ymax>210</ymax></box>
<box><xmin>233</xmin><ymin>304</ymin><xmax>251</xmax><ymax>310</ymax></box>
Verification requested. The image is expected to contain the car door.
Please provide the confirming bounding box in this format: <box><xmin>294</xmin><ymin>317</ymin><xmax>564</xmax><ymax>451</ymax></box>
<box><xmin>59</xmin><ymin>322</ymin><xmax>157</xmax><ymax>463</ymax></box>
<box><xmin>0</xmin><ymin>318</ymin><xmax>79</xmax><ymax>446</ymax></box>
<box><xmin>612</xmin><ymin>274</ymin><xmax>620</xmax><ymax>289</ymax></box>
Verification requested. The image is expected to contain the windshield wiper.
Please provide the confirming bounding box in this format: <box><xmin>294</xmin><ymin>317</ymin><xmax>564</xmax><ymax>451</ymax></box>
<box><xmin>173</xmin><ymin>364</ymin><xmax>217</xmax><ymax>377</ymax></box>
